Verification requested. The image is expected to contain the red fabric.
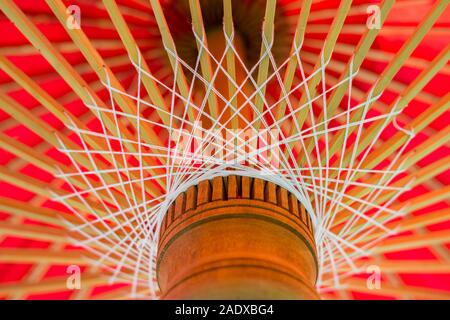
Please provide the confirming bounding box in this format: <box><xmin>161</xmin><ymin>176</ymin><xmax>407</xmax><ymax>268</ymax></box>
<box><xmin>0</xmin><ymin>0</ymin><xmax>449</xmax><ymax>299</ymax></box>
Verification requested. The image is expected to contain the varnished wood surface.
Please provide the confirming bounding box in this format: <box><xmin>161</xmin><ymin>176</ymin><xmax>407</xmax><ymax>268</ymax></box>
<box><xmin>157</xmin><ymin>176</ymin><xmax>318</xmax><ymax>299</ymax></box>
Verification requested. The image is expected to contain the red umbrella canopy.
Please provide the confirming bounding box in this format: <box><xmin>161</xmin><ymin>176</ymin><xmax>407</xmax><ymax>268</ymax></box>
<box><xmin>0</xmin><ymin>0</ymin><xmax>449</xmax><ymax>299</ymax></box>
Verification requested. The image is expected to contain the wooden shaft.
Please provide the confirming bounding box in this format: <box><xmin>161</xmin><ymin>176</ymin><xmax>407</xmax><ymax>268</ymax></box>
<box><xmin>157</xmin><ymin>17</ymin><xmax>317</xmax><ymax>299</ymax></box>
<box><xmin>157</xmin><ymin>176</ymin><xmax>319</xmax><ymax>299</ymax></box>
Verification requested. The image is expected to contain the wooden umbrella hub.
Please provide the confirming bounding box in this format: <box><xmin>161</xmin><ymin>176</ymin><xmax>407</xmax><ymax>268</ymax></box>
<box><xmin>157</xmin><ymin>176</ymin><xmax>319</xmax><ymax>299</ymax></box>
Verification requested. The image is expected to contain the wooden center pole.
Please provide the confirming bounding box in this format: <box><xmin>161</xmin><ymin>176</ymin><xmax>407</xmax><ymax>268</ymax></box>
<box><xmin>157</xmin><ymin>176</ymin><xmax>319</xmax><ymax>299</ymax></box>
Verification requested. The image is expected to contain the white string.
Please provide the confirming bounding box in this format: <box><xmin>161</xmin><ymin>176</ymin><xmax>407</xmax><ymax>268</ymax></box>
<box><xmin>52</xmin><ymin>11</ymin><xmax>417</xmax><ymax>297</ymax></box>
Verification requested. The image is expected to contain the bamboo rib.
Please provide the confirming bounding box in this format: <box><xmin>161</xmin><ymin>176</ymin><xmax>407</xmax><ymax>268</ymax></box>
<box><xmin>275</xmin><ymin>67</ymin><xmax>447</xmax><ymax>216</ymax></box>
<box><xmin>0</xmin><ymin>55</ymin><xmax>110</xmax><ymax>147</ymax></box>
<box><xmin>369</xmin><ymin>125</ymin><xmax>449</xmax><ymax>191</ymax></box>
<box><xmin>0</xmin><ymin>273</ymin><xmax>107</xmax><ymax>296</ymax></box>
<box><xmin>223</xmin><ymin>0</ymin><xmax>238</xmax><ymax>129</ymax></box>
<box><xmin>253</xmin><ymin>0</ymin><xmax>277</xmax><ymax>129</ymax></box>
<box><xmin>321</xmin><ymin>0</ymin><xmax>448</xmax><ymax>165</ymax></box>
<box><xmin>0</xmin><ymin>249</ymin><xmax>90</xmax><ymax>265</ymax></box>
<box><xmin>54</xmin><ymin>0</ymin><xmax>154</xmax><ymax>23</ymax></box>
<box><xmin>0</xmin><ymin>93</ymin><xmax>114</xmax><ymax>189</ymax></box>
<box><xmin>0</xmin><ymin>196</ymin><xmax>132</xmax><ymax>247</ymax></box>
<box><xmin>361</xmin><ymin>92</ymin><xmax>450</xmax><ymax>172</ymax></box>
<box><xmin>330</xmin><ymin>157</ymin><xmax>450</xmax><ymax>230</ymax></box>
<box><xmin>102</xmin><ymin>0</ymin><xmax>172</xmax><ymax>126</ymax></box>
<box><xmin>347</xmin><ymin>182</ymin><xmax>449</xmax><ymax>246</ymax></box>
<box><xmin>284</xmin><ymin>0</ymin><xmax>431</xmax><ymax>21</ymax></box>
<box><xmin>0</xmin><ymin>221</ymin><xmax>69</xmax><ymax>243</ymax></box>
<box><xmin>92</xmin><ymin>0</ymin><xmax>153</xmax><ymax>13</ymax></box>
<box><xmin>334</xmin><ymin>43</ymin><xmax>450</xmax><ymax>169</ymax></box>
<box><xmin>299</xmin><ymin>0</ymin><xmax>394</xmax><ymax>158</ymax></box>
<box><xmin>290</xmin><ymin>55</ymin><xmax>449</xmax><ymax>213</ymax></box>
<box><xmin>316</xmin><ymin>45</ymin><xmax>442</xmax><ymax>172</ymax></box>
<box><xmin>70</xmin><ymin>284</ymin><xmax>94</xmax><ymax>300</ymax></box>
<box><xmin>0</xmin><ymin>196</ymin><xmax>79</xmax><ymax>227</ymax></box>
<box><xmin>0</xmin><ymin>174</ymin><xmax>86</xmax><ymax>301</ymax></box>
<box><xmin>322</xmin><ymin>259</ymin><xmax>450</xmax><ymax>280</ymax></box>
<box><xmin>304</xmin><ymin>39</ymin><xmax>450</xmax><ymax>75</ymax></box>
<box><xmin>0</xmin><ymin>170</ymin><xmax>146</xmax><ymax>263</ymax></box>
<box><xmin>325</xmin><ymin>92</ymin><xmax>450</xmax><ymax>215</ymax></box>
<box><xmin>344</xmin><ymin>278</ymin><xmax>450</xmax><ymax>300</ymax></box>
<box><xmin>188</xmin><ymin>0</ymin><xmax>219</xmax><ymax>119</ymax></box>
<box><xmin>1</xmin><ymin>0</ymin><xmax>165</xmax><ymax>193</ymax></box>
<box><xmin>0</xmin><ymin>167</ymin><xmax>112</xmax><ymax>221</ymax></box>
<box><xmin>0</xmin><ymin>62</ymin><xmax>162</xmax><ymax>201</ymax></box>
<box><xmin>0</xmin><ymin>70</ymin><xmax>134</xmax><ymax>132</ymax></box>
<box><xmin>393</xmin><ymin>185</ymin><xmax>450</xmax><ymax>213</ymax></box>
<box><xmin>289</xmin><ymin>3</ymin><xmax>373</xmax><ymax>23</ymax></box>
<box><xmin>0</xmin><ymin>1</ymin><xmax>123</xmax><ymax>115</ymax></box>
<box><xmin>300</xmin><ymin>50</ymin><xmax>442</xmax><ymax>106</ymax></box>
<box><xmin>148</xmin><ymin>0</ymin><xmax>196</xmax><ymax>122</ymax></box>
<box><xmin>0</xmin><ymin>51</ymin><xmax>148</xmax><ymax>93</ymax></box>
<box><xmin>0</xmin><ymin>91</ymin><xmax>151</xmax><ymax>207</ymax></box>
<box><xmin>348</xmin><ymin>184</ymin><xmax>450</xmax><ymax>242</ymax></box>
<box><xmin>121</xmin><ymin>0</ymin><xmax>153</xmax><ymax>12</ymax></box>
<box><xmin>290</xmin><ymin>65</ymin><xmax>440</xmax><ymax>157</ymax></box>
<box><xmin>45</xmin><ymin>0</ymin><xmax>167</xmax><ymax>157</ymax></box>
<box><xmin>0</xmin><ymin>131</ymin><xmax>149</xmax><ymax>211</ymax></box>
<box><xmin>0</xmin><ymin>92</ymin><xmax>65</xmax><ymax>148</ymax></box>
<box><xmin>286</xmin><ymin>0</ymin><xmax>352</xmax><ymax>156</ymax></box>
<box><xmin>320</xmin><ymin>238</ymin><xmax>450</xmax><ymax>299</ymax></box>
<box><xmin>275</xmin><ymin>0</ymin><xmax>312</xmax><ymax>120</ymax></box>
<box><xmin>0</xmin><ymin>226</ymin><xmax>130</xmax><ymax>265</ymax></box>
<box><xmin>355</xmin><ymin>208</ymin><xmax>450</xmax><ymax>245</ymax></box>
<box><xmin>0</xmin><ymin>217</ymin><xmax>139</xmax><ymax>267</ymax></box>
<box><xmin>305</xmin><ymin>25</ymin><xmax>449</xmax><ymax>36</ymax></box>
<box><xmin>342</xmin><ymin>103</ymin><xmax>450</xmax><ymax>204</ymax></box>
<box><xmin>297</xmin><ymin>69</ymin><xmax>438</xmax><ymax>141</ymax></box>
<box><xmin>0</xmin><ymin>39</ymin><xmax>152</xmax><ymax>56</ymax></box>
<box><xmin>1</xmin><ymin>110</ymin><xmax>89</xmax><ymax>174</ymax></box>
<box><xmin>29</xmin><ymin>15</ymin><xmax>139</xmax><ymax>31</ymax></box>
<box><xmin>6</xmin><ymin>243</ymin><xmax>68</xmax><ymax>300</ymax></box>
<box><xmin>0</xmin><ymin>132</ymin><xmax>58</xmax><ymax>174</ymax></box>
<box><xmin>332</xmin><ymin>155</ymin><xmax>450</xmax><ymax>230</ymax></box>
<box><xmin>335</xmin><ymin>184</ymin><xmax>450</xmax><ymax>243</ymax></box>
<box><xmin>91</xmin><ymin>286</ymin><xmax>149</xmax><ymax>300</ymax></box>
<box><xmin>373</xmin><ymin>230</ymin><xmax>450</xmax><ymax>255</ymax></box>
<box><xmin>398</xmin><ymin>155</ymin><xmax>450</xmax><ymax>189</ymax></box>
